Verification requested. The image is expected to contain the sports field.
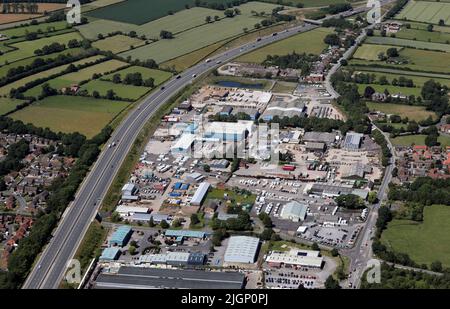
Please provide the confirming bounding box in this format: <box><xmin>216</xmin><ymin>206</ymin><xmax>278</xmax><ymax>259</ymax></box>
<box><xmin>81</xmin><ymin>80</ymin><xmax>151</xmax><ymax>100</ymax></box>
<box><xmin>0</xmin><ymin>55</ymin><xmax>105</xmax><ymax>96</ymax></box>
<box><xmin>24</xmin><ymin>59</ymin><xmax>128</xmax><ymax>97</ymax></box>
<box><xmin>86</xmin><ymin>0</ymin><xmax>231</xmax><ymax>25</ymax></box>
<box><xmin>381</xmin><ymin>205</ymin><xmax>450</xmax><ymax>267</ymax></box>
<box><xmin>366</xmin><ymin>102</ymin><xmax>437</xmax><ymax>122</ymax></box>
<box><xmin>102</xmin><ymin>66</ymin><xmax>172</xmax><ymax>86</ymax></box>
<box><xmin>353</xmin><ymin>44</ymin><xmax>399</xmax><ymax>60</ymax></box>
<box><xmin>365</xmin><ymin>36</ymin><xmax>450</xmax><ymax>52</ymax></box>
<box><xmin>92</xmin><ymin>35</ymin><xmax>145</xmax><ymax>53</ymax></box>
<box><xmin>0</xmin><ymin>32</ymin><xmax>82</xmax><ymax>64</ymax></box>
<box><xmin>396</xmin><ymin>0</ymin><xmax>450</xmax><ymax>25</ymax></box>
<box><xmin>10</xmin><ymin>95</ymin><xmax>131</xmax><ymax>138</ymax></box>
<box><xmin>355</xmin><ymin>83</ymin><xmax>422</xmax><ymax>96</ymax></box>
<box><xmin>236</xmin><ymin>27</ymin><xmax>332</xmax><ymax>63</ymax></box>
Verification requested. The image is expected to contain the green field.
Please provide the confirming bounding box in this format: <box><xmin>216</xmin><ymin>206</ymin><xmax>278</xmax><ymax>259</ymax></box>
<box><xmin>205</xmin><ymin>188</ymin><xmax>256</xmax><ymax>209</ymax></box>
<box><xmin>0</xmin><ymin>97</ymin><xmax>26</xmax><ymax>115</ymax></box>
<box><xmin>396</xmin><ymin>1</ymin><xmax>450</xmax><ymax>25</ymax></box>
<box><xmin>236</xmin><ymin>27</ymin><xmax>332</xmax><ymax>63</ymax></box>
<box><xmin>92</xmin><ymin>35</ymin><xmax>145</xmax><ymax>53</ymax></box>
<box><xmin>24</xmin><ymin>59</ymin><xmax>128</xmax><ymax>97</ymax></box>
<box><xmin>366</xmin><ymin>102</ymin><xmax>437</xmax><ymax>121</ymax></box>
<box><xmin>0</xmin><ymin>32</ymin><xmax>82</xmax><ymax>65</ymax></box>
<box><xmin>86</xmin><ymin>0</ymin><xmax>233</xmax><ymax>25</ymax></box>
<box><xmin>391</xmin><ymin>134</ymin><xmax>450</xmax><ymax>147</ymax></box>
<box><xmin>351</xmin><ymin>69</ymin><xmax>450</xmax><ymax>87</ymax></box>
<box><xmin>0</xmin><ymin>55</ymin><xmax>104</xmax><ymax>96</ymax></box>
<box><xmin>353</xmin><ymin>44</ymin><xmax>400</xmax><ymax>61</ymax></box>
<box><xmin>365</xmin><ymin>36</ymin><xmax>450</xmax><ymax>52</ymax></box>
<box><xmin>1</xmin><ymin>21</ymin><xmax>69</xmax><ymax>38</ymax></box>
<box><xmin>102</xmin><ymin>66</ymin><xmax>172</xmax><ymax>86</ymax></box>
<box><xmin>272</xmin><ymin>81</ymin><xmax>298</xmax><ymax>93</ymax></box>
<box><xmin>381</xmin><ymin>205</ymin><xmax>450</xmax><ymax>267</ymax></box>
<box><xmin>350</xmin><ymin>47</ymin><xmax>450</xmax><ymax>74</ymax></box>
<box><xmin>356</xmin><ymin>83</ymin><xmax>422</xmax><ymax>96</ymax></box>
<box><xmin>11</xmin><ymin>95</ymin><xmax>130</xmax><ymax>138</ymax></box>
<box><xmin>390</xmin><ymin>27</ymin><xmax>450</xmax><ymax>44</ymax></box>
<box><xmin>349</xmin><ymin>65</ymin><xmax>450</xmax><ymax>79</ymax></box>
<box><xmin>80</xmin><ymin>80</ymin><xmax>150</xmax><ymax>100</ymax></box>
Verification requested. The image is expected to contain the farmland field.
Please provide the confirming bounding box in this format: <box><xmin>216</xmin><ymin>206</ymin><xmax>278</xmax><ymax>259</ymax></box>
<box><xmin>351</xmin><ymin>69</ymin><xmax>450</xmax><ymax>87</ymax></box>
<box><xmin>395</xmin><ymin>0</ymin><xmax>450</xmax><ymax>25</ymax></box>
<box><xmin>80</xmin><ymin>80</ymin><xmax>151</xmax><ymax>100</ymax></box>
<box><xmin>348</xmin><ymin>66</ymin><xmax>450</xmax><ymax>80</ymax></box>
<box><xmin>353</xmin><ymin>44</ymin><xmax>400</xmax><ymax>60</ymax></box>
<box><xmin>391</xmin><ymin>134</ymin><xmax>450</xmax><ymax>147</ymax></box>
<box><xmin>365</xmin><ymin>36</ymin><xmax>450</xmax><ymax>52</ymax></box>
<box><xmin>236</xmin><ymin>27</ymin><xmax>332</xmax><ymax>63</ymax></box>
<box><xmin>0</xmin><ymin>55</ymin><xmax>105</xmax><ymax>96</ymax></box>
<box><xmin>389</xmin><ymin>28</ymin><xmax>450</xmax><ymax>44</ymax></box>
<box><xmin>102</xmin><ymin>66</ymin><xmax>172</xmax><ymax>86</ymax></box>
<box><xmin>366</xmin><ymin>102</ymin><xmax>437</xmax><ymax>121</ymax></box>
<box><xmin>24</xmin><ymin>59</ymin><xmax>128</xmax><ymax>97</ymax></box>
<box><xmin>92</xmin><ymin>35</ymin><xmax>145</xmax><ymax>53</ymax></box>
<box><xmin>10</xmin><ymin>96</ymin><xmax>131</xmax><ymax>138</ymax></box>
<box><xmin>0</xmin><ymin>98</ymin><xmax>26</xmax><ymax>115</ymax></box>
<box><xmin>0</xmin><ymin>31</ymin><xmax>82</xmax><ymax>65</ymax></box>
<box><xmin>1</xmin><ymin>21</ymin><xmax>69</xmax><ymax>38</ymax></box>
<box><xmin>381</xmin><ymin>205</ymin><xmax>450</xmax><ymax>267</ymax></box>
<box><xmin>355</xmin><ymin>83</ymin><xmax>422</xmax><ymax>96</ymax></box>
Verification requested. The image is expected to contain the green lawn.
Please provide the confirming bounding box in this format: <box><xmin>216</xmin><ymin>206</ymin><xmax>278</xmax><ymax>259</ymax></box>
<box><xmin>92</xmin><ymin>34</ymin><xmax>145</xmax><ymax>53</ymax></box>
<box><xmin>366</xmin><ymin>102</ymin><xmax>437</xmax><ymax>121</ymax></box>
<box><xmin>0</xmin><ymin>21</ymin><xmax>69</xmax><ymax>38</ymax></box>
<box><xmin>355</xmin><ymin>83</ymin><xmax>422</xmax><ymax>96</ymax></box>
<box><xmin>205</xmin><ymin>188</ymin><xmax>256</xmax><ymax>210</ymax></box>
<box><xmin>10</xmin><ymin>95</ymin><xmax>131</xmax><ymax>138</ymax></box>
<box><xmin>102</xmin><ymin>66</ymin><xmax>172</xmax><ymax>86</ymax></box>
<box><xmin>0</xmin><ymin>97</ymin><xmax>26</xmax><ymax>115</ymax></box>
<box><xmin>350</xmin><ymin>69</ymin><xmax>450</xmax><ymax>87</ymax></box>
<box><xmin>81</xmin><ymin>80</ymin><xmax>151</xmax><ymax>100</ymax></box>
<box><xmin>395</xmin><ymin>1</ymin><xmax>450</xmax><ymax>25</ymax></box>
<box><xmin>365</xmin><ymin>36</ymin><xmax>450</xmax><ymax>52</ymax></box>
<box><xmin>353</xmin><ymin>44</ymin><xmax>400</xmax><ymax>61</ymax></box>
<box><xmin>272</xmin><ymin>81</ymin><xmax>298</xmax><ymax>93</ymax></box>
<box><xmin>381</xmin><ymin>205</ymin><xmax>450</xmax><ymax>267</ymax></box>
<box><xmin>391</xmin><ymin>134</ymin><xmax>450</xmax><ymax>147</ymax></box>
<box><xmin>0</xmin><ymin>55</ymin><xmax>105</xmax><ymax>96</ymax></box>
<box><xmin>236</xmin><ymin>27</ymin><xmax>332</xmax><ymax>63</ymax></box>
<box><xmin>0</xmin><ymin>32</ymin><xmax>83</xmax><ymax>65</ymax></box>
<box><xmin>389</xmin><ymin>28</ymin><xmax>450</xmax><ymax>44</ymax></box>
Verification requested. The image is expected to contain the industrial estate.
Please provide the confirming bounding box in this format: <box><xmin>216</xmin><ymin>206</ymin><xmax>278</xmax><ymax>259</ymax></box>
<box><xmin>0</xmin><ymin>0</ymin><xmax>449</xmax><ymax>292</ymax></box>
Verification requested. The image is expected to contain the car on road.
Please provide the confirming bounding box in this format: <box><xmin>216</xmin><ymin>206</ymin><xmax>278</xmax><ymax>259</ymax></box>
<box><xmin>161</xmin><ymin>86</ymin><xmax>165</xmax><ymax>90</ymax></box>
<box><xmin>216</xmin><ymin>60</ymin><xmax>221</xmax><ymax>64</ymax></box>
<box><xmin>176</xmin><ymin>75</ymin><xmax>181</xmax><ymax>79</ymax></box>
<box><xmin>192</xmin><ymin>74</ymin><xmax>197</xmax><ymax>78</ymax></box>
<box><xmin>205</xmin><ymin>58</ymin><xmax>211</xmax><ymax>63</ymax></box>
<box><xmin>256</xmin><ymin>37</ymin><xmax>261</xmax><ymax>41</ymax></box>
<box><xmin>272</xmin><ymin>32</ymin><xmax>278</xmax><ymax>36</ymax></box>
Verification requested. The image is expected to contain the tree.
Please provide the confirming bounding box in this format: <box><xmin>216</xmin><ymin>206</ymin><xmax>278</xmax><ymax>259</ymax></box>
<box><xmin>0</xmin><ymin>177</ymin><xmax>6</xmax><ymax>191</ymax></box>
<box><xmin>368</xmin><ymin>191</ymin><xmax>378</xmax><ymax>204</ymax></box>
<box><xmin>205</xmin><ymin>16</ymin><xmax>211</xmax><ymax>23</ymax></box>
<box><xmin>431</xmin><ymin>260</ymin><xmax>443</xmax><ymax>272</ymax></box>
<box><xmin>258</xmin><ymin>212</ymin><xmax>272</xmax><ymax>228</ymax></box>
<box><xmin>190</xmin><ymin>213</ymin><xmax>200</xmax><ymax>226</ymax></box>
<box><xmin>92</xmin><ymin>91</ymin><xmax>100</xmax><ymax>98</ymax></box>
<box><xmin>224</xmin><ymin>9</ymin><xmax>235</xmax><ymax>18</ymax></box>
<box><xmin>364</xmin><ymin>86</ymin><xmax>375</xmax><ymax>98</ymax></box>
<box><xmin>111</xmin><ymin>211</ymin><xmax>121</xmax><ymax>223</ymax></box>
<box><xmin>438</xmin><ymin>19</ymin><xmax>445</xmax><ymax>26</ymax></box>
<box><xmin>324</xmin><ymin>275</ymin><xmax>341</xmax><ymax>289</ymax></box>
<box><xmin>148</xmin><ymin>216</ymin><xmax>155</xmax><ymax>227</ymax></box>
<box><xmin>311</xmin><ymin>242</ymin><xmax>320</xmax><ymax>251</ymax></box>
<box><xmin>391</xmin><ymin>167</ymin><xmax>398</xmax><ymax>177</ymax></box>
<box><xmin>128</xmin><ymin>245</ymin><xmax>136</xmax><ymax>255</ymax></box>
<box><xmin>324</xmin><ymin>33</ymin><xmax>340</xmax><ymax>46</ymax></box>
<box><xmin>160</xmin><ymin>30</ymin><xmax>174</xmax><ymax>39</ymax></box>
<box><xmin>260</xmin><ymin>228</ymin><xmax>274</xmax><ymax>240</ymax></box>
<box><xmin>335</xmin><ymin>194</ymin><xmax>365</xmax><ymax>209</ymax></box>
<box><xmin>160</xmin><ymin>220</ymin><xmax>169</xmax><ymax>229</ymax></box>
<box><xmin>172</xmin><ymin>218</ymin><xmax>182</xmax><ymax>228</ymax></box>
<box><xmin>203</xmin><ymin>164</ymin><xmax>210</xmax><ymax>172</ymax></box>
<box><xmin>106</xmin><ymin>89</ymin><xmax>116</xmax><ymax>100</ymax></box>
<box><xmin>386</xmin><ymin>47</ymin><xmax>399</xmax><ymax>58</ymax></box>
<box><xmin>427</xmin><ymin>24</ymin><xmax>434</xmax><ymax>32</ymax></box>
<box><xmin>112</xmin><ymin>74</ymin><xmax>121</xmax><ymax>84</ymax></box>
<box><xmin>331</xmin><ymin>248</ymin><xmax>339</xmax><ymax>257</ymax></box>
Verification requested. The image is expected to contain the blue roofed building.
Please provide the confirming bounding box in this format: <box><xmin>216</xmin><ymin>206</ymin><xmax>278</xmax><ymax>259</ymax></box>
<box><xmin>108</xmin><ymin>226</ymin><xmax>132</xmax><ymax>247</ymax></box>
<box><xmin>165</xmin><ymin>229</ymin><xmax>208</xmax><ymax>241</ymax></box>
<box><xmin>100</xmin><ymin>247</ymin><xmax>121</xmax><ymax>261</ymax></box>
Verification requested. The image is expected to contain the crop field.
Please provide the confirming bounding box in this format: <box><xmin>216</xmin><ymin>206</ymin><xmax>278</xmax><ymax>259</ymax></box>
<box><xmin>102</xmin><ymin>66</ymin><xmax>172</xmax><ymax>85</ymax></box>
<box><xmin>355</xmin><ymin>83</ymin><xmax>422</xmax><ymax>96</ymax></box>
<box><xmin>365</xmin><ymin>36</ymin><xmax>450</xmax><ymax>52</ymax></box>
<box><xmin>24</xmin><ymin>59</ymin><xmax>127</xmax><ymax>97</ymax></box>
<box><xmin>10</xmin><ymin>95</ymin><xmax>131</xmax><ymax>138</ymax></box>
<box><xmin>0</xmin><ymin>31</ymin><xmax>82</xmax><ymax>65</ymax></box>
<box><xmin>119</xmin><ymin>13</ymin><xmax>267</xmax><ymax>63</ymax></box>
<box><xmin>86</xmin><ymin>0</ymin><xmax>233</xmax><ymax>25</ymax></box>
<box><xmin>392</xmin><ymin>28</ymin><xmax>450</xmax><ymax>44</ymax></box>
<box><xmin>81</xmin><ymin>80</ymin><xmax>150</xmax><ymax>100</ymax></box>
<box><xmin>396</xmin><ymin>1</ymin><xmax>450</xmax><ymax>25</ymax></box>
<box><xmin>348</xmin><ymin>65</ymin><xmax>450</xmax><ymax>80</ymax></box>
<box><xmin>391</xmin><ymin>134</ymin><xmax>450</xmax><ymax>147</ymax></box>
<box><xmin>351</xmin><ymin>69</ymin><xmax>450</xmax><ymax>87</ymax></box>
<box><xmin>0</xmin><ymin>98</ymin><xmax>26</xmax><ymax>115</ymax></box>
<box><xmin>1</xmin><ymin>21</ymin><xmax>69</xmax><ymax>38</ymax></box>
<box><xmin>92</xmin><ymin>35</ymin><xmax>145</xmax><ymax>53</ymax></box>
<box><xmin>353</xmin><ymin>44</ymin><xmax>399</xmax><ymax>60</ymax></box>
<box><xmin>0</xmin><ymin>55</ymin><xmax>105</xmax><ymax>96</ymax></box>
<box><xmin>236</xmin><ymin>27</ymin><xmax>332</xmax><ymax>63</ymax></box>
<box><xmin>366</xmin><ymin>102</ymin><xmax>437</xmax><ymax>121</ymax></box>
<box><xmin>381</xmin><ymin>205</ymin><xmax>450</xmax><ymax>267</ymax></box>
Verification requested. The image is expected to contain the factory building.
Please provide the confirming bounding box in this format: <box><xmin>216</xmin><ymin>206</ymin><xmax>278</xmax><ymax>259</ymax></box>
<box><xmin>280</xmin><ymin>201</ymin><xmax>308</xmax><ymax>222</ymax></box>
<box><xmin>99</xmin><ymin>247</ymin><xmax>121</xmax><ymax>261</ymax></box>
<box><xmin>204</xmin><ymin>121</ymin><xmax>252</xmax><ymax>142</ymax></box>
<box><xmin>190</xmin><ymin>182</ymin><xmax>210</xmax><ymax>206</ymax></box>
<box><xmin>303</xmin><ymin>131</ymin><xmax>338</xmax><ymax>145</ymax></box>
<box><xmin>121</xmin><ymin>183</ymin><xmax>139</xmax><ymax>201</ymax></box>
<box><xmin>115</xmin><ymin>205</ymin><xmax>149</xmax><ymax>217</ymax></box>
<box><xmin>265</xmin><ymin>249</ymin><xmax>324</xmax><ymax>268</ymax></box>
<box><xmin>224</xmin><ymin>236</ymin><xmax>260</xmax><ymax>264</ymax></box>
<box><xmin>138</xmin><ymin>252</ymin><xmax>207</xmax><ymax>266</ymax></box>
<box><xmin>108</xmin><ymin>226</ymin><xmax>132</xmax><ymax>247</ymax></box>
<box><xmin>343</xmin><ymin>132</ymin><xmax>363</xmax><ymax>150</ymax></box>
<box><xmin>307</xmin><ymin>183</ymin><xmax>369</xmax><ymax>200</ymax></box>
<box><xmin>262</xmin><ymin>100</ymin><xmax>306</xmax><ymax>121</ymax></box>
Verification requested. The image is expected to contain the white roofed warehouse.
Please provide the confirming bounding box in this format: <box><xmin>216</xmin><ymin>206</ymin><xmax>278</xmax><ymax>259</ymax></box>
<box><xmin>224</xmin><ymin>236</ymin><xmax>260</xmax><ymax>264</ymax></box>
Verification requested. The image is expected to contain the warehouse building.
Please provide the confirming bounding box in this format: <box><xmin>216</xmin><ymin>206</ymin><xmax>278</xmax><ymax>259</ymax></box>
<box><xmin>304</xmin><ymin>142</ymin><xmax>326</xmax><ymax>152</ymax></box>
<box><xmin>166</xmin><ymin>252</ymin><xmax>190</xmax><ymax>266</ymax></box>
<box><xmin>121</xmin><ymin>183</ymin><xmax>139</xmax><ymax>201</ymax></box>
<box><xmin>130</xmin><ymin>213</ymin><xmax>171</xmax><ymax>224</ymax></box>
<box><xmin>303</xmin><ymin>131</ymin><xmax>337</xmax><ymax>145</ymax></box>
<box><xmin>191</xmin><ymin>182</ymin><xmax>210</xmax><ymax>206</ymax></box>
<box><xmin>99</xmin><ymin>247</ymin><xmax>121</xmax><ymax>261</ymax></box>
<box><xmin>94</xmin><ymin>267</ymin><xmax>245</xmax><ymax>289</ymax></box>
<box><xmin>343</xmin><ymin>132</ymin><xmax>363</xmax><ymax>150</ymax></box>
<box><xmin>185</xmin><ymin>172</ymin><xmax>205</xmax><ymax>183</ymax></box>
<box><xmin>138</xmin><ymin>252</ymin><xmax>207</xmax><ymax>266</ymax></box>
<box><xmin>265</xmin><ymin>249</ymin><xmax>323</xmax><ymax>268</ymax></box>
<box><xmin>116</xmin><ymin>205</ymin><xmax>150</xmax><ymax>217</ymax></box>
<box><xmin>308</xmin><ymin>183</ymin><xmax>369</xmax><ymax>200</ymax></box>
<box><xmin>280</xmin><ymin>201</ymin><xmax>308</xmax><ymax>222</ymax></box>
<box><xmin>164</xmin><ymin>229</ymin><xmax>208</xmax><ymax>242</ymax></box>
<box><xmin>108</xmin><ymin>226</ymin><xmax>132</xmax><ymax>247</ymax></box>
<box><xmin>261</xmin><ymin>100</ymin><xmax>306</xmax><ymax>121</ymax></box>
<box><xmin>204</xmin><ymin>121</ymin><xmax>253</xmax><ymax>141</ymax></box>
<box><xmin>224</xmin><ymin>236</ymin><xmax>260</xmax><ymax>264</ymax></box>
<box><xmin>170</xmin><ymin>134</ymin><xmax>196</xmax><ymax>154</ymax></box>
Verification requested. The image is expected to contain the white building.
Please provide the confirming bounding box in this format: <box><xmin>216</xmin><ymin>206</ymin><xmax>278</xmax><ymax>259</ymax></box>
<box><xmin>266</xmin><ymin>249</ymin><xmax>323</xmax><ymax>268</ymax></box>
<box><xmin>280</xmin><ymin>201</ymin><xmax>308</xmax><ymax>222</ymax></box>
<box><xmin>224</xmin><ymin>236</ymin><xmax>260</xmax><ymax>264</ymax></box>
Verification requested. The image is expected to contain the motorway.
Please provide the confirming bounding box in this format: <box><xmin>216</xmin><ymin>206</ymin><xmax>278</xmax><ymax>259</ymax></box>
<box><xmin>23</xmin><ymin>3</ymin><xmax>391</xmax><ymax>289</ymax></box>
